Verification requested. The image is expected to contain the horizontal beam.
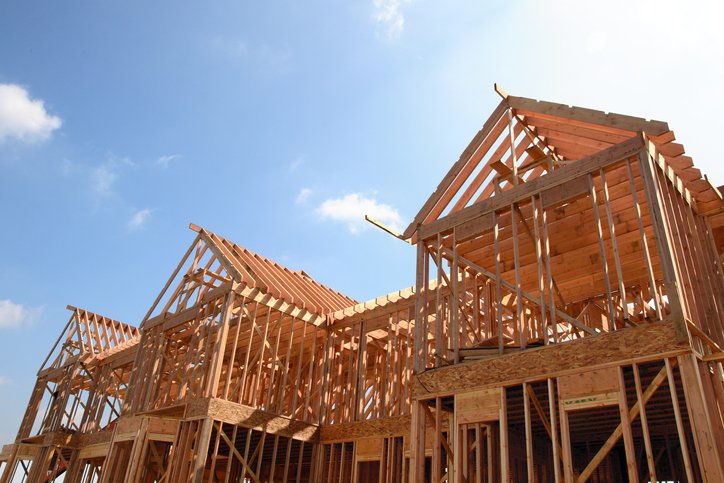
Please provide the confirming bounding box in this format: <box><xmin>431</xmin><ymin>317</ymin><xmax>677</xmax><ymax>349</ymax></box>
<box><xmin>402</xmin><ymin>99</ymin><xmax>509</xmax><ymax>238</ymax></box>
<box><xmin>413</xmin><ymin>320</ymin><xmax>689</xmax><ymax>398</ymax></box>
<box><xmin>441</xmin><ymin>247</ymin><xmax>598</xmax><ymax>336</ymax></box>
<box><xmin>418</xmin><ymin>134</ymin><xmax>645</xmax><ymax>240</ymax></box>
<box><xmin>144</xmin><ymin>283</ymin><xmax>232</xmax><ymax>330</ymax></box>
<box><xmin>319</xmin><ymin>414</ymin><xmax>412</xmax><ymax>443</ymax></box>
<box><xmin>507</xmin><ymin>96</ymin><xmax>670</xmax><ymax>135</ymax></box>
<box><xmin>186</xmin><ymin>398</ymin><xmax>320</xmax><ymax>442</ymax></box>
<box><xmin>234</xmin><ymin>282</ymin><xmax>327</xmax><ymax>326</ymax></box>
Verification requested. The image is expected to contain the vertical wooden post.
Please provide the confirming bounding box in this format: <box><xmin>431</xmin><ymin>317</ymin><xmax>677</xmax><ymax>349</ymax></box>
<box><xmin>600</xmin><ymin>168</ymin><xmax>629</xmax><ymax>320</ymax></box>
<box><xmin>414</xmin><ymin>241</ymin><xmax>427</xmax><ymax>374</ymax></box>
<box><xmin>511</xmin><ymin>203</ymin><xmax>525</xmax><ymax>349</ymax></box>
<box><xmin>632</xmin><ymin>363</ymin><xmax>657</xmax><ymax>482</ymax></box>
<box><xmin>665</xmin><ymin>358</ymin><xmax>695</xmax><ymax>481</ymax></box>
<box><xmin>523</xmin><ymin>382</ymin><xmax>534</xmax><ymax>482</ymax></box>
<box><xmin>475</xmin><ymin>423</ymin><xmax>483</xmax><ymax>483</ymax></box>
<box><xmin>617</xmin><ymin>367</ymin><xmax>639</xmax><ymax>482</ymax></box>
<box><xmin>678</xmin><ymin>354</ymin><xmax>724</xmax><ymax>481</ymax></box>
<box><xmin>0</xmin><ymin>445</ymin><xmax>19</xmax><ymax>483</ymax></box>
<box><xmin>436</xmin><ymin>234</ymin><xmax>444</xmax><ymax>365</ymax></box>
<box><xmin>410</xmin><ymin>400</ymin><xmax>426</xmax><ymax>483</ymax></box>
<box><xmin>557</xmin><ymin>380</ymin><xmax>573</xmax><ymax>483</ymax></box>
<box><xmin>548</xmin><ymin>378</ymin><xmax>561</xmax><ymax>483</ymax></box>
<box><xmin>206</xmin><ymin>291</ymin><xmax>234</xmax><ymax>398</ymax></box>
<box><xmin>588</xmin><ymin>173</ymin><xmax>615</xmax><ymax>324</ymax></box>
<box><xmin>451</xmin><ymin>231</ymin><xmax>460</xmax><ymax>363</ymax></box>
<box><xmin>192</xmin><ymin>418</ymin><xmax>213</xmax><ymax>483</ymax></box>
<box><xmin>500</xmin><ymin>387</ymin><xmax>509</xmax><ymax>483</ymax></box>
<box><xmin>637</xmin><ymin>149</ymin><xmax>686</xmax><ymax>339</ymax></box>
<box><xmin>507</xmin><ymin>108</ymin><xmax>518</xmax><ymax>185</ymax></box>
<box><xmin>434</xmin><ymin>398</ymin><xmax>441</xmax><ymax>483</ymax></box>
<box><xmin>625</xmin><ymin>159</ymin><xmax>662</xmax><ymax>320</ymax></box>
<box><xmin>493</xmin><ymin>212</ymin><xmax>504</xmax><ymax>354</ymax></box>
<box><xmin>532</xmin><ymin>195</ymin><xmax>547</xmax><ymax>345</ymax></box>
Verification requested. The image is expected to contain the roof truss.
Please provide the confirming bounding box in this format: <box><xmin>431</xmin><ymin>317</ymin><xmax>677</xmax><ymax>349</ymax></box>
<box><xmin>404</xmin><ymin>85</ymin><xmax>720</xmax><ymax>240</ymax></box>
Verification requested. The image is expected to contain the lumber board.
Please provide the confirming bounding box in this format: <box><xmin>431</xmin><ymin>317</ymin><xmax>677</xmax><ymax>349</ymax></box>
<box><xmin>418</xmin><ymin>135</ymin><xmax>645</xmax><ymax>239</ymax></box>
<box><xmin>319</xmin><ymin>415</ymin><xmax>412</xmax><ymax>442</ymax></box>
<box><xmin>413</xmin><ymin>321</ymin><xmax>688</xmax><ymax>398</ymax></box>
<box><xmin>507</xmin><ymin>96</ymin><xmax>669</xmax><ymax>135</ymax></box>
<box><xmin>185</xmin><ymin>398</ymin><xmax>320</xmax><ymax>442</ymax></box>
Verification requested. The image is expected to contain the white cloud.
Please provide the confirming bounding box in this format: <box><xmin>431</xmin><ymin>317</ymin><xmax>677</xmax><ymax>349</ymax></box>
<box><xmin>128</xmin><ymin>208</ymin><xmax>152</xmax><ymax>229</ymax></box>
<box><xmin>372</xmin><ymin>0</ymin><xmax>412</xmax><ymax>38</ymax></box>
<box><xmin>295</xmin><ymin>188</ymin><xmax>313</xmax><ymax>204</ymax></box>
<box><xmin>156</xmin><ymin>154</ymin><xmax>180</xmax><ymax>168</ymax></box>
<box><xmin>89</xmin><ymin>155</ymin><xmax>133</xmax><ymax>197</ymax></box>
<box><xmin>0</xmin><ymin>377</ymin><xmax>10</xmax><ymax>385</ymax></box>
<box><xmin>0</xmin><ymin>83</ymin><xmax>61</xmax><ymax>143</ymax></box>
<box><xmin>0</xmin><ymin>300</ymin><xmax>42</xmax><ymax>328</ymax></box>
<box><xmin>317</xmin><ymin>193</ymin><xmax>403</xmax><ymax>234</ymax></box>
<box><xmin>91</xmin><ymin>164</ymin><xmax>119</xmax><ymax>196</ymax></box>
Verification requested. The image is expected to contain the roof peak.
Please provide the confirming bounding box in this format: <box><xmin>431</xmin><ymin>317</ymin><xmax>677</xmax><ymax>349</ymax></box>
<box><xmin>188</xmin><ymin>223</ymin><xmax>358</xmax><ymax>314</ymax></box>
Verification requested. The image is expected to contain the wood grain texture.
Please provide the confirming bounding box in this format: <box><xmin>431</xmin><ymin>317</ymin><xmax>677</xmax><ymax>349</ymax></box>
<box><xmin>413</xmin><ymin>321</ymin><xmax>688</xmax><ymax>398</ymax></box>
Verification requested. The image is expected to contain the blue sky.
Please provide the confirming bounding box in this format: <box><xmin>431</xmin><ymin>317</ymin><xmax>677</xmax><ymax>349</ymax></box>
<box><xmin>0</xmin><ymin>0</ymin><xmax>722</xmax><ymax>443</ymax></box>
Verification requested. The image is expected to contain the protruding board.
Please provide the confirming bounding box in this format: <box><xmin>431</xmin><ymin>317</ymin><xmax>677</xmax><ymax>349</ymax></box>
<box><xmin>403</xmin><ymin>427</ymin><xmax>437</xmax><ymax>458</ymax></box>
<box><xmin>356</xmin><ymin>437</ymin><xmax>384</xmax><ymax>462</ymax></box>
<box><xmin>558</xmin><ymin>367</ymin><xmax>619</xmax><ymax>411</ymax></box>
<box><xmin>455</xmin><ymin>388</ymin><xmax>502</xmax><ymax>424</ymax></box>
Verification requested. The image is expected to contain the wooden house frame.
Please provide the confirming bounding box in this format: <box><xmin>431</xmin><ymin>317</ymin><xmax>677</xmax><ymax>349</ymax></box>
<box><xmin>1</xmin><ymin>87</ymin><xmax>722</xmax><ymax>482</ymax></box>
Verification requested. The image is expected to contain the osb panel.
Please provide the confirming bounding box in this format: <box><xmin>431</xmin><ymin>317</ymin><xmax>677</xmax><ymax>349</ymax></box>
<box><xmin>319</xmin><ymin>415</ymin><xmax>411</xmax><ymax>443</ymax></box>
<box><xmin>44</xmin><ymin>431</ymin><xmax>75</xmax><ymax>447</ymax></box>
<box><xmin>196</xmin><ymin>398</ymin><xmax>320</xmax><ymax>442</ymax></box>
<box><xmin>355</xmin><ymin>437</ymin><xmax>383</xmax><ymax>461</ymax></box>
<box><xmin>148</xmin><ymin>417</ymin><xmax>179</xmax><ymax>436</ymax></box>
<box><xmin>113</xmin><ymin>415</ymin><xmax>144</xmax><ymax>435</ymax></box>
<box><xmin>0</xmin><ymin>444</ymin><xmax>13</xmax><ymax>460</ymax></box>
<box><xmin>9</xmin><ymin>444</ymin><xmax>40</xmax><ymax>460</ymax></box>
<box><xmin>561</xmin><ymin>391</ymin><xmax>619</xmax><ymax>411</ymax></box>
<box><xmin>541</xmin><ymin>175</ymin><xmax>590</xmax><ymax>209</ymax></box>
<box><xmin>558</xmin><ymin>367</ymin><xmax>619</xmax><ymax>400</ymax></box>
<box><xmin>73</xmin><ymin>429</ymin><xmax>113</xmax><ymax>448</ymax></box>
<box><xmin>414</xmin><ymin>321</ymin><xmax>686</xmax><ymax>398</ymax></box>
<box><xmin>403</xmin><ymin>427</ymin><xmax>437</xmax><ymax>456</ymax></box>
<box><xmin>78</xmin><ymin>443</ymin><xmax>110</xmax><ymax>460</ymax></box>
<box><xmin>455</xmin><ymin>388</ymin><xmax>501</xmax><ymax>424</ymax></box>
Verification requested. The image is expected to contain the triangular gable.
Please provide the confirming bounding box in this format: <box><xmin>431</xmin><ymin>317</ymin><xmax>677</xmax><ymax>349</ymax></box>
<box><xmin>141</xmin><ymin>230</ymin><xmax>238</xmax><ymax>324</ymax></box>
<box><xmin>196</xmin><ymin>225</ymin><xmax>357</xmax><ymax>314</ymax></box>
<box><xmin>41</xmin><ymin>306</ymin><xmax>139</xmax><ymax>372</ymax></box>
<box><xmin>142</xmin><ymin>224</ymin><xmax>357</xmax><ymax>324</ymax></box>
<box><xmin>404</xmin><ymin>85</ymin><xmax>721</xmax><ymax>240</ymax></box>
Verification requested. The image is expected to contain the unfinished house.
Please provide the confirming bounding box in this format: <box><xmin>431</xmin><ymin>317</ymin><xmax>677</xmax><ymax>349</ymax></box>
<box><xmin>1</xmin><ymin>86</ymin><xmax>723</xmax><ymax>482</ymax></box>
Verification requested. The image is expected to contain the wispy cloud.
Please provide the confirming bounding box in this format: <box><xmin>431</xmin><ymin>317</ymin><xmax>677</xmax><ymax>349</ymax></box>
<box><xmin>156</xmin><ymin>154</ymin><xmax>180</xmax><ymax>168</ymax></box>
<box><xmin>0</xmin><ymin>376</ymin><xmax>10</xmax><ymax>385</ymax></box>
<box><xmin>372</xmin><ymin>0</ymin><xmax>412</xmax><ymax>38</ymax></box>
<box><xmin>0</xmin><ymin>83</ymin><xmax>62</xmax><ymax>143</ymax></box>
<box><xmin>295</xmin><ymin>188</ymin><xmax>313</xmax><ymax>204</ymax></box>
<box><xmin>91</xmin><ymin>164</ymin><xmax>119</xmax><ymax>196</ymax></box>
<box><xmin>128</xmin><ymin>208</ymin><xmax>153</xmax><ymax>230</ymax></box>
<box><xmin>89</xmin><ymin>155</ymin><xmax>134</xmax><ymax>197</ymax></box>
<box><xmin>288</xmin><ymin>155</ymin><xmax>304</xmax><ymax>172</ymax></box>
<box><xmin>317</xmin><ymin>193</ymin><xmax>403</xmax><ymax>234</ymax></box>
<box><xmin>0</xmin><ymin>299</ymin><xmax>42</xmax><ymax>329</ymax></box>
